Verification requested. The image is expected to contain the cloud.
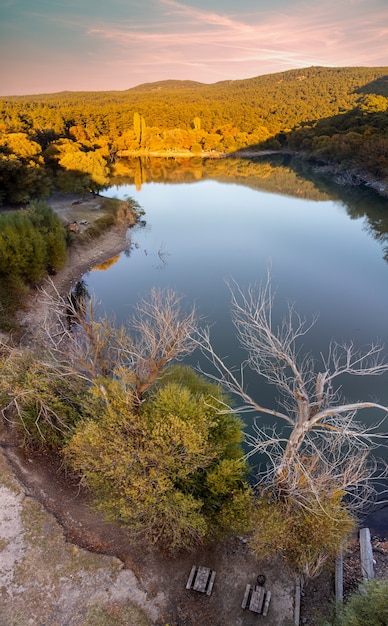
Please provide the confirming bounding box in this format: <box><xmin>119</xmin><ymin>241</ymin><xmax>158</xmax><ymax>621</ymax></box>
<box><xmin>2</xmin><ymin>0</ymin><xmax>387</xmax><ymax>94</ymax></box>
<box><xmin>86</xmin><ymin>0</ymin><xmax>388</xmax><ymax>79</ymax></box>
<box><xmin>159</xmin><ymin>0</ymin><xmax>253</xmax><ymax>31</ymax></box>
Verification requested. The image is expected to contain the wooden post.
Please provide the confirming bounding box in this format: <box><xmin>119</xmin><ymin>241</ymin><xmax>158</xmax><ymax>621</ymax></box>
<box><xmin>294</xmin><ymin>576</ymin><xmax>301</xmax><ymax>626</ymax></box>
<box><xmin>359</xmin><ymin>528</ymin><xmax>374</xmax><ymax>581</ymax></box>
<box><xmin>335</xmin><ymin>551</ymin><xmax>344</xmax><ymax>603</ymax></box>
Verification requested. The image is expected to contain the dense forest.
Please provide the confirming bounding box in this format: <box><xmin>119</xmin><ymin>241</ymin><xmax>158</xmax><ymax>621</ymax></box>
<box><xmin>0</xmin><ymin>66</ymin><xmax>387</xmax><ymax>204</ymax></box>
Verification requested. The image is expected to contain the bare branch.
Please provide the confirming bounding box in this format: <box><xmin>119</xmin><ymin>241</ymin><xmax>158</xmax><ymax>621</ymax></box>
<box><xmin>198</xmin><ymin>274</ymin><xmax>388</xmax><ymax>517</ymax></box>
<box><xmin>40</xmin><ymin>281</ymin><xmax>200</xmax><ymax>407</ymax></box>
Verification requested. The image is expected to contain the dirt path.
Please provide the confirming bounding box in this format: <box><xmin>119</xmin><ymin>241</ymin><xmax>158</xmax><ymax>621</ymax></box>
<box><xmin>0</xmin><ymin>440</ymin><xmax>159</xmax><ymax>626</ymax></box>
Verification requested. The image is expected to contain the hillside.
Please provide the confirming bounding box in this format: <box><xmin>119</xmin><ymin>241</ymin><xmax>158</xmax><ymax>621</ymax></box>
<box><xmin>1</xmin><ymin>66</ymin><xmax>387</xmax><ymax>134</ymax></box>
<box><xmin>0</xmin><ymin>66</ymin><xmax>387</xmax><ymax>206</ymax></box>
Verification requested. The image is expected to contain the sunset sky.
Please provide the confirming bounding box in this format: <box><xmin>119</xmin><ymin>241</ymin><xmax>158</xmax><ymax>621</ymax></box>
<box><xmin>1</xmin><ymin>0</ymin><xmax>387</xmax><ymax>96</ymax></box>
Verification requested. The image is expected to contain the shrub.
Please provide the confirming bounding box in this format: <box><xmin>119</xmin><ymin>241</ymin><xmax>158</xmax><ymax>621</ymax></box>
<box><xmin>64</xmin><ymin>367</ymin><xmax>252</xmax><ymax>552</ymax></box>
<box><xmin>322</xmin><ymin>578</ymin><xmax>388</xmax><ymax>626</ymax></box>
<box><xmin>250</xmin><ymin>491</ymin><xmax>355</xmax><ymax>579</ymax></box>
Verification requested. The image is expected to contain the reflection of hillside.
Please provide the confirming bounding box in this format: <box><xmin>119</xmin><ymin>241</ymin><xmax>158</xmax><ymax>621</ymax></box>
<box><xmin>92</xmin><ymin>253</ymin><xmax>121</xmax><ymax>272</ymax></box>
<box><xmin>286</xmin><ymin>157</ymin><xmax>388</xmax><ymax>261</ymax></box>
<box><xmin>112</xmin><ymin>156</ymin><xmax>330</xmax><ymax>201</ymax></box>
<box><xmin>112</xmin><ymin>155</ymin><xmax>388</xmax><ymax>264</ymax></box>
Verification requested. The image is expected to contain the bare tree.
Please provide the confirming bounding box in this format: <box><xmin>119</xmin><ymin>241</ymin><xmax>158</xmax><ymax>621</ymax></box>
<box><xmin>198</xmin><ymin>274</ymin><xmax>388</xmax><ymax>514</ymax></box>
<box><xmin>41</xmin><ymin>281</ymin><xmax>199</xmax><ymax>407</ymax></box>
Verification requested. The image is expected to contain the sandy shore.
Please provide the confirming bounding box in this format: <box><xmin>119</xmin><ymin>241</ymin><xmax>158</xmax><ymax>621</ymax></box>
<box><xmin>17</xmin><ymin>223</ymin><xmax>131</xmax><ymax>346</ymax></box>
<box><xmin>51</xmin><ymin>226</ymin><xmax>130</xmax><ymax>295</ymax></box>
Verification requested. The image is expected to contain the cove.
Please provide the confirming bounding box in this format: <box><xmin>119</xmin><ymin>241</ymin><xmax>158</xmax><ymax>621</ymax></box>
<box><xmin>82</xmin><ymin>157</ymin><xmax>388</xmax><ymax>532</ymax></box>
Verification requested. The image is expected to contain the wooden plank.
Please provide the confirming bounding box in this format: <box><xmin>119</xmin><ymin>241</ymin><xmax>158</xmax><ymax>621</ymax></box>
<box><xmin>193</xmin><ymin>565</ymin><xmax>211</xmax><ymax>592</ymax></box>
<box><xmin>262</xmin><ymin>590</ymin><xmax>271</xmax><ymax>617</ymax></box>
<box><xmin>359</xmin><ymin>528</ymin><xmax>374</xmax><ymax>580</ymax></box>
<box><xmin>241</xmin><ymin>583</ymin><xmax>251</xmax><ymax>609</ymax></box>
<box><xmin>186</xmin><ymin>565</ymin><xmax>197</xmax><ymax>590</ymax></box>
<box><xmin>206</xmin><ymin>570</ymin><xmax>216</xmax><ymax>595</ymax></box>
<box><xmin>294</xmin><ymin>576</ymin><xmax>301</xmax><ymax>626</ymax></box>
<box><xmin>335</xmin><ymin>552</ymin><xmax>344</xmax><ymax>603</ymax></box>
<box><xmin>249</xmin><ymin>586</ymin><xmax>265</xmax><ymax>613</ymax></box>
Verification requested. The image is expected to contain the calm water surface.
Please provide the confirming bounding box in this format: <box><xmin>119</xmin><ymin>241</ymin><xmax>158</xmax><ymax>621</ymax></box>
<box><xmin>82</xmin><ymin>165</ymin><xmax>388</xmax><ymax>531</ymax></box>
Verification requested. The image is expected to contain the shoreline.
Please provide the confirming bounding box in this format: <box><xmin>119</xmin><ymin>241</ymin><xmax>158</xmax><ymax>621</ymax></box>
<box><xmin>50</xmin><ymin>225</ymin><xmax>131</xmax><ymax>295</ymax></box>
<box><xmin>17</xmin><ymin>223</ymin><xmax>132</xmax><ymax>346</ymax></box>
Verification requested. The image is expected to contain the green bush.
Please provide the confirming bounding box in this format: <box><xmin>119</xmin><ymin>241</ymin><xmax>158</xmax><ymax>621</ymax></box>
<box><xmin>0</xmin><ymin>202</ymin><xmax>67</xmax><ymax>328</ymax></box>
<box><xmin>0</xmin><ymin>346</ymin><xmax>91</xmax><ymax>450</ymax></box>
<box><xmin>250</xmin><ymin>491</ymin><xmax>355</xmax><ymax>579</ymax></box>
<box><xmin>0</xmin><ymin>202</ymin><xmax>67</xmax><ymax>282</ymax></box>
<box><xmin>64</xmin><ymin>367</ymin><xmax>252</xmax><ymax>552</ymax></box>
<box><xmin>322</xmin><ymin>578</ymin><xmax>388</xmax><ymax>626</ymax></box>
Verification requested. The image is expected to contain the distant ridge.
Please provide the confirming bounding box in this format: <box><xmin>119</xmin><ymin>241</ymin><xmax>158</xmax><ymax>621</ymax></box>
<box><xmin>3</xmin><ymin>65</ymin><xmax>387</xmax><ymax>99</ymax></box>
<box><xmin>126</xmin><ymin>79</ymin><xmax>205</xmax><ymax>93</ymax></box>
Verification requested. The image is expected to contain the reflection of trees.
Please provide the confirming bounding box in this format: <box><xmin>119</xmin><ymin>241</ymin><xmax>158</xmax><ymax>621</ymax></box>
<box><xmin>70</xmin><ymin>280</ymin><xmax>90</xmax><ymax>305</ymax></box>
<box><xmin>287</xmin><ymin>158</ymin><xmax>388</xmax><ymax>263</ymax></box>
<box><xmin>346</xmin><ymin>192</ymin><xmax>388</xmax><ymax>262</ymax></box>
<box><xmin>92</xmin><ymin>254</ymin><xmax>121</xmax><ymax>272</ymax></box>
<box><xmin>112</xmin><ymin>155</ymin><xmax>330</xmax><ymax>201</ymax></box>
<box><xmin>67</xmin><ymin>280</ymin><xmax>90</xmax><ymax>329</ymax></box>
<box><xmin>113</xmin><ymin>155</ymin><xmax>388</xmax><ymax>264</ymax></box>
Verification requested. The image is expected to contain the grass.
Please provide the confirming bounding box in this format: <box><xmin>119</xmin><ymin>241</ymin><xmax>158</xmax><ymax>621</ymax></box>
<box><xmin>84</xmin><ymin>604</ymin><xmax>152</xmax><ymax>626</ymax></box>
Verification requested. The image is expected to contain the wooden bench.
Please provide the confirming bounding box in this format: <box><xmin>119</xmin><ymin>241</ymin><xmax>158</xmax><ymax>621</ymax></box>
<box><xmin>241</xmin><ymin>583</ymin><xmax>271</xmax><ymax>616</ymax></box>
<box><xmin>186</xmin><ymin>565</ymin><xmax>216</xmax><ymax>595</ymax></box>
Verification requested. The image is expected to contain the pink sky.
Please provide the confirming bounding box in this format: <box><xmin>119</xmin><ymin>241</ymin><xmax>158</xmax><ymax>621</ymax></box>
<box><xmin>1</xmin><ymin>0</ymin><xmax>387</xmax><ymax>95</ymax></box>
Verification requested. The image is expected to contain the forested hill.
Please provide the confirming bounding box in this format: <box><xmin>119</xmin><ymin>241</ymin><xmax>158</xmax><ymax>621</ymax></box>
<box><xmin>3</xmin><ymin>66</ymin><xmax>387</xmax><ymax>134</ymax></box>
<box><xmin>0</xmin><ymin>66</ymin><xmax>387</xmax><ymax>204</ymax></box>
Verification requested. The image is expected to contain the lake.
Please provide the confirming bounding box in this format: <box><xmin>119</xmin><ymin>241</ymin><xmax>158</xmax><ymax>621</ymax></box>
<box><xmin>82</xmin><ymin>156</ymin><xmax>388</xmax><ymax>532</ymax></box>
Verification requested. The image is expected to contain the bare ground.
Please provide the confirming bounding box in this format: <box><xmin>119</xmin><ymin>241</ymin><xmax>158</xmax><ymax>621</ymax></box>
<box><xmin>1</xmin><ymin>192</ymin><xmax>387</xmax><ymax>625</ymax></box>
<box><xmin>1</xmin><ymin>435</ymin><xmax>296</xmax><ymax>626</ymax></box>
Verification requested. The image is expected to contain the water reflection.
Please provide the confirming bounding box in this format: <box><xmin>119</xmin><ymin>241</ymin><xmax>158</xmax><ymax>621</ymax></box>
<box><xmin>112</xmin><ymin>155</ymin><xmax>388</xmax><ymax>265</ymax></box>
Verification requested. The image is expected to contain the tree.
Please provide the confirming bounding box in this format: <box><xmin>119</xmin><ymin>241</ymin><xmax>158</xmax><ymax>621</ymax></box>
<box><xmin>46</xmin><ymin>138</ymin><xmax>110</xmax><ymax>193</ymax></box>
<box><xmin>133</xmin><ymin>112</ymin><xmax>146</xmax><ymax>147</ymax></box>
<box><xmin>198</xmin><ymin>275</ymin><xmax>388</xmax><ymax>575</ymax></box>
<box><xmin>0</xmin><ymin>132</ymin><xmax>51</xmax><ymax>204</ymax></box>
<box><xmin>193</xmin><ymin>116</ymin><xmax>201</xmax><ymax>130</ymax></box>
<box><xmin>64</xmin><ymin>368</ymin><xmax>251</xmax><ymax>552</ymax></box>
<box><xmin>42</xmin><ymin>285</ymin><xmax>200</xmax><ymax>408</ymax></box>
